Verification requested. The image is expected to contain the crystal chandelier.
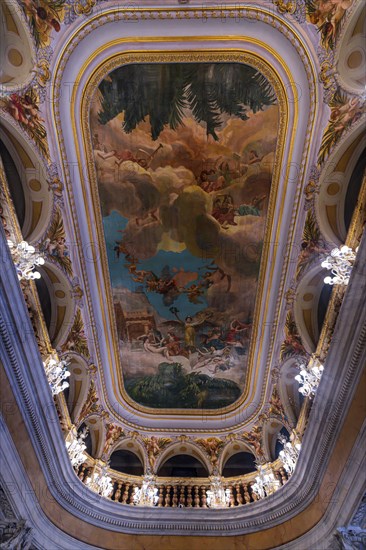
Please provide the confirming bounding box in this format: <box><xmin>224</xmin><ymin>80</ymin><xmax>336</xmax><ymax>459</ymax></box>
<box><xmin>206</xmin><ymin>476</ymin><xmax>231</xmax><ymax>508</ymax></box>
<box><xmin>295</xmin><ymin>358</ymin><xmax>324</xmax><ymax>397</ymax></box>
<box><xmin>43</xmin><ymin>357</ymin><xmax>71</xmax><ymax>395</ymax></box>
<box><xmin>278</xmin><ymin>434</ymin><xmax>301</xmax><ymax>476</ymax></box>
<box><xmin>65</xmin><ymin>427</ymin><xmax>88</xmax><ymax>469</ymax></box>
<box><xmin>321</xmin><ymin>245</ymin><xmax>357</xmax><ymax>286</ymax></box>
<box><xmin>85</xmin><ymin>464</ymin><xmax>113</xmax><ymax>498</ymax></box>
<box><xmin>251</xmin><ymin>464</ymin><xmax>280</xmax><ymax>500</ymax></box>
<box><xmin>7</xmin><ymin>240</ymin><xmax>45</xmax><ymax>280</ymax></box>
<box><xmin>133</xmin><ymin>474</ymin><xmax>159</xmax><ymax>506</ymax></box>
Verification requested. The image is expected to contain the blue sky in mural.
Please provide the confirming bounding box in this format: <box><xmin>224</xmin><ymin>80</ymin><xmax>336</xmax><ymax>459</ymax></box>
<box><xmin>103</xmin><ymin>210</ymin><xmax>209</xmax><ymax>320</ymax></box>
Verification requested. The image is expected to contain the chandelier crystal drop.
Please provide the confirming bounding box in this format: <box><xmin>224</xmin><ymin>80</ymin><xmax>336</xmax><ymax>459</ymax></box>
<box><xmin>206</xmin><ymin>476</ymin><xmax>231</xmax><ymax>508</ymax></box>
<box><xmin>295</xmin><ymin>358</ymin><xmax>324</xmax><ymax>397</ymax></box>
<box><xmin>85</xmin><ymin>465</ymin><xmax>114</xmax><ymax>498</ymax></box>
<box><xmin>7</xmin><ymin>240</ymin><xmax>45</xmax><ymax>280</ymax></box>
<box><xmin>66</xmin><ymin>427</ymin><xmax>88</xmax><ymax>469</ymax></box>
<box><xmin>278</xmin><ymin>434</ymin><xmax>301</xmax><ymax>476</ymax></box>
<box><xmin>43</xmin><ymin>357</ymin><xmax>71</xmax><ymax>395</ymax></box>
<box><xmin>321</xmin><ymin>245</ymin><xmax>357</xmax><ymax>286</ymax></box>
<box><xmin>133</xmin><ymin>474</ymin><xmax>159</xmax><ymax>506</ymax></box>
<box><xmin>251</xmin><ymin>464</ymin><xmax>280</xmax><ymax>500</ymax></box>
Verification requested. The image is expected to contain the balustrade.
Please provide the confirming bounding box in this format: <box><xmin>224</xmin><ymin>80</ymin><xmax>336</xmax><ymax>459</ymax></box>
<box><xmin>75</xmin><ymin>460</ymin><xmax>288</xmax><ymax>508</ymax></box>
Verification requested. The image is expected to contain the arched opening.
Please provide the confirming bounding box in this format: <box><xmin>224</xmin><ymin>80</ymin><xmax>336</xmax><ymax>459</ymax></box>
<box><xmin>0</xmin><ymin>138</ymin><xmax>25</xmax><ymax>228</ymax></box>
<box><xmin>222</xmin><ymin>452</ymin><xmax>256</xmax><ymax>477</ymax></box>
<box><xmin>109</xmin><ymin>450</ymin><xmax>144</xmax><ymax>476</ymax></box>
<box><xmin>157</xmin><ymin>454</ymin><xmax>209</xmax><ymax>478</ymax></box>
<box><xmin>317</xmin><ymin>283</ymin><xmax>333</xmax><ymax>335</ymax></box>
<box><xmin>344</xmin><ymin>147</ymin><xmax>366</xmax><ymax>231</ymax></box>
<box><xmin>34</xmin><ymin>274</ymin><xmax>52</xmax><ymax>332</ymax></box>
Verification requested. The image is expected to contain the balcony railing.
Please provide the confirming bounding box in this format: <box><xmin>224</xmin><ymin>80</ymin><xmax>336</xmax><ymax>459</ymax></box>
<box><xmin>76</xmin><ymin>458</ymin><xmax>289</xmax><ymax>507</ymax></box>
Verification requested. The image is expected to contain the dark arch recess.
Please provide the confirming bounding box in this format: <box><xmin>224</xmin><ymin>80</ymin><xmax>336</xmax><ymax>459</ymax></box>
<box><xmin>344</xmin><ymin>148</ymin><xmax>366</xmax><ymax>230</ymax></box>
<box><xmin>0</xmin><ymin>139</ymin><xmax>25</xmax><ymax>228</ymax></box>
<box><xmin>157</xmin><ymin>454</ymin><xmax>209</xmax><ymax>478</ymax></box>
<box><xmin>222</xmin><ymin>452</ymin><xmax>257</xmax><ymax>477</ymax></box>
<box><xmin>109</xmin><ymin>449</ymin><xmax>144</xmax><ymax>476</ymax></box>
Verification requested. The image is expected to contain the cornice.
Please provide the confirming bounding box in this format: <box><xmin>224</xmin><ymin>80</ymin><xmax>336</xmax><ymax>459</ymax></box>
<box><xmin>0</xmin><ymin>223</ymin><xmax>365</xmax><ymax>539</ymax></box>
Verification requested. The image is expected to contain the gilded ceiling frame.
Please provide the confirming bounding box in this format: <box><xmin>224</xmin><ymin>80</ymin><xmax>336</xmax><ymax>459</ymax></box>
<box><xmin>71</xmin><ymin>47</ymin><xmax>296</xmax><ymax>419</ymax></box>
<box><xmin>49</xmin><ymin>9</ymin><xmax>321</xmax><ymax>430</ymax></box>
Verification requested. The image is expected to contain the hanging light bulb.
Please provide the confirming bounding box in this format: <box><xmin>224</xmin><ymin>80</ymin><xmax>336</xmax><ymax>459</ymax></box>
<box><xmin>7</xmin><ymin>240</ymin><xmax>45</xmax><ymax>280</ymax></box>
<box><xmin>321</xmin><ymin>245</ymin><xmax>357</xmax><ymax>285</ymax></box>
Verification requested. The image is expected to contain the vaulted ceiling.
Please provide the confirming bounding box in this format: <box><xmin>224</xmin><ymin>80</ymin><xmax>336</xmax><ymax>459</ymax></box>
<box><xmin>0</xmin><ymin>1</ymin><xmax>365</xmax><ymax>549</ymax></box>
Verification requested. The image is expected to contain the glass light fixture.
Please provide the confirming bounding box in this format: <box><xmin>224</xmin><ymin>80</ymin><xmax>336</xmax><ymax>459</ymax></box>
<box><xmin>278</xmin><ymin>434</ymin><xmax>301</xmax><ymax>475</ymax></box>
<box><xmin>321</xmin><ymin>245</ymin><xmax>357</xmax><ymax>286</ymax></box>
<box><xmin>133</xmin><ymin>474</ymin><xmax>159</xmax><ymax>506</ymax></box>
<box><xmin>206</xmin><ymin>476</ymin><xmax>231</xmax><ymax>508</ymax></box>
<box><xmin>7</xmin><ymin>240</ymin><xmax>45</xmax><ymax>280</ymax></box>
<box><xmin>85</xmin><ymin>464</ymin><xmax>113</xmax><ymax>498</ymax></box>
<box><xmin>66</xmin><ymin>427</ymin><xmax>88</xmax><ymax>469</ymax></box>
<box><xmin>43</xmin><ymin>357</ymin><xmax>71</xmax><ymax>395</ymax></box>
<box><xmin>295</xmin><ymin>358</ymin><xmax>324</xmax><ymax>397</ymax></box>
<box><xmin>251</xmin><ymin>464</ymin><xmax>280</xmax><ymax>500</ymax></box>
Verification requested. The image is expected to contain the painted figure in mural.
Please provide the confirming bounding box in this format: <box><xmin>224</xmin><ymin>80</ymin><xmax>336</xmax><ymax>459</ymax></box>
<box><xmin>212</xmin><ymin>195</ymin><xmax>237</xmax><ymax>228</ymax></box>
<box><xmin>248</xmin><ymin>149</ymin><xmax>262</xmax><ymax>165</ymax></box>
<box><xmin>226</xmin><ymin>319</ymin><xmax>251</xmax><ymax>347</ymax></box>
<box><xmin>237</xmin><ymin>194</ymin><xmax>267</xmax><ymax>217</ymax></box>
<box><xmin>169</xmin><ymin>308</ymin><xmax>211</xmax><ymax>352</ymax></box>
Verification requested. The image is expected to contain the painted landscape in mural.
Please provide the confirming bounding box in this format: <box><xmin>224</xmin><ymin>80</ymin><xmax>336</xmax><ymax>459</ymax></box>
<box><xmin>90</xmin><ymin>63</ymin><xmax>279</xmax><ymax>409</ymax></box>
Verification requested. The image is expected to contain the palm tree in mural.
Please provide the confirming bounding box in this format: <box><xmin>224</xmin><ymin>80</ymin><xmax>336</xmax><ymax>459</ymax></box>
<box><xmin>98</xmin><ymin>63</ymin><xmax>276</xmax><ymax>141</ymax></box>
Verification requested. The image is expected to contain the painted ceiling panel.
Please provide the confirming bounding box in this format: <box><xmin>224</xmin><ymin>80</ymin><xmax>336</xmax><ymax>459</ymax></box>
<box><xmin>91</xmin><ymin>61</ymin><xmax>279</xmax><ymax>410</ymax></box>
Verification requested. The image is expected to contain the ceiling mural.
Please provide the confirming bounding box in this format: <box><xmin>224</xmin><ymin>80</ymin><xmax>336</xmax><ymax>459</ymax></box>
<box><xmin>90</xmin><ymin>62</ymin><xmax>279</xmax><ymax>410</ymax></box>
<box><xmin>1</xmin><ymin>1</ymin><xmax>365</xmax><ymax>543</ymax></box>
